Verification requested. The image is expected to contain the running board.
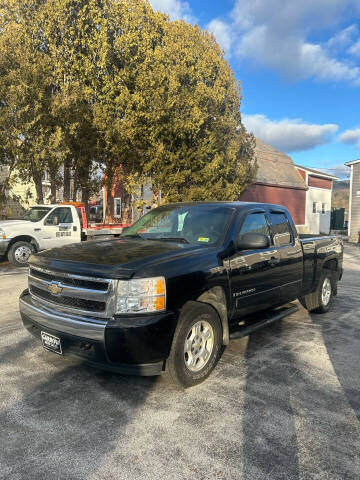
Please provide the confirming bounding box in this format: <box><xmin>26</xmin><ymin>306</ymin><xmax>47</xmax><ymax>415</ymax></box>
<box><xmin>229</xmin><ymin>303</ymin><xmax>298</xmax><ymax>340</ymax></box>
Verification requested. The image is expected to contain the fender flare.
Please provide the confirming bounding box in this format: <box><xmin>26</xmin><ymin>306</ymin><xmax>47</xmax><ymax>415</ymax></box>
<box><xmin>196</xmin><ymin>286</ymin><xmax>230</xmax><ymax>345</ymax></box>
<box><xmin>8</xmin><ymin>235</ymin><xmax>40</xmax><ymax>252</ymax></box>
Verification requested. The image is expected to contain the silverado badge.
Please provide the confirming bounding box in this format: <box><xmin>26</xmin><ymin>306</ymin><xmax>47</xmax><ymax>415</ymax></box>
<box><xmin>48</xmin><ymin>282</ymin><xmax>62</xmax><ymax>295</ymax></box>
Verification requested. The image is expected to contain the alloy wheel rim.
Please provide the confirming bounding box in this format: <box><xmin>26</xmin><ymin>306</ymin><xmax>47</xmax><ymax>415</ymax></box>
<box><xmin>184</xmin><ymin>320</ymin><xmax>214</xmax><ymax>372</ymax></box>
<box><xmin>14</xmin><ymin>246</ymin><xmax>32</xmax><ymax>263</ymax></box>
<box><xmin>321</xmin><ymin>277</ymin><xmax>331</xmax><ymax>306</ymax></box>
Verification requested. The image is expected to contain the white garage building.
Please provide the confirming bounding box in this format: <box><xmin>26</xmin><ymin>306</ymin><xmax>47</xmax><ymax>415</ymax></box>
<box><xmin>295</xmin><ymin>165</ymin><xmax>338</xmax><ymax>234</ymax></box>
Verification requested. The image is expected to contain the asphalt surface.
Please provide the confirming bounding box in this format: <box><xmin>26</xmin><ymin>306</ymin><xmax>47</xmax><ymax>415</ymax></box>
<box><xmin>0</xmin><ymin>245</ymin><xmax>359</xmax><ymax>480</ymax></box>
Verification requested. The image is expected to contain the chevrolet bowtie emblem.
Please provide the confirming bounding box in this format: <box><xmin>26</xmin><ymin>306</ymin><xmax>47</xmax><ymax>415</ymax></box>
<box><xmin>48</xmin><ymin>282</ymin><xmax>62</xmax><ymax>295</ymax></box>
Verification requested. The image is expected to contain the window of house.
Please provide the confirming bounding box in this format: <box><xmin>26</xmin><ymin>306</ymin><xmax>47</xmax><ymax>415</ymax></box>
<box><xmin>269</xmin><ymin>212</ymin><xmax>292</xmax><ymax>246</ymax></box>
<box><xmin>114</xmin><ymin>198</ymin><xmax>122</xmax><ymax>218</ymax></box>
<box><xmin>239</xmin><ymin>213</ymin><xmax>270</xmax><ymax>242</ymax></box>
<box><xmin>313</xmin><ymin>202</ymin><xmax>317</xmax><ymax>213</ymax></box>
<box><xmin>322</xmin><ymin>203</ymin><xmax>326</xmax><ymax>214</ymax></box>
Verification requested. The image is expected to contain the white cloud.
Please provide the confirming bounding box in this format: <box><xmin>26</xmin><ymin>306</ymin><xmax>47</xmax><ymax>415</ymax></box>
<box><xmin>327</xmin><ymin>25</ymin><xmax>358</xmax><ymax>51</ymax></box>
<box><xmin>243</xmin><ymin>114</ymin><xmax>338</xmax><ymax>152</ymax></box>
<box><xmin>339</xmin><ymin>127</ymin><xmax>360</xmax><ymax>148</ymax></box>
<box><xmin>208</xmin><ymin>0</ymin><xmax>360</xmax><ymax>85</ymax></box>
<box><xmin>320</xmin><ymin>165</ymin><xmax>350</xmax><ymax>179</ymax></box>
<box><xmin>207</xmin><ymin>19</ymin><xmax>232</xmax><ymax>52</ymax></box>
<box><xmin>348</xmin><ymin>40</ymin><xmax>360</xmax><ymax>57</ymax></box>
<box><xmin>149</xmin><ymin>0</ymin><xmax>194</xmax><ymax>22</ymax></box>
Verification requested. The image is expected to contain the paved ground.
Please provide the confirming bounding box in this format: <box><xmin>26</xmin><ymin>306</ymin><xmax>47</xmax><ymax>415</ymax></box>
<box><xmin>0</xmin><ymin>245</ymin><xmax>359</xmax><ymax>480</ymax></box>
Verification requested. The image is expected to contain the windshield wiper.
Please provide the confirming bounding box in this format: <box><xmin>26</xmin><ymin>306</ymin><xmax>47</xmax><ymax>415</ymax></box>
<box><xmin>155</xmin><ymin>237</ymin><xmax>190</xmax><ymax>244</ymax></box>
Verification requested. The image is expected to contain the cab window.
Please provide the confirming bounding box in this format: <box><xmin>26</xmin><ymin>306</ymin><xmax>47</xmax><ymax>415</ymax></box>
<box><xmin>45</xmin><ymin>207</ymin><xmax>73</xmax><ymax>226</ymax></box>
<box><xmin>269</xmin><ymin>212</ymin><xmax>292</xmax><ymax>246</ymax></box>
<box><xmin>239</xmin><ymin>213</ymin><xmax>270</xmax><ymax>241</ymax></box>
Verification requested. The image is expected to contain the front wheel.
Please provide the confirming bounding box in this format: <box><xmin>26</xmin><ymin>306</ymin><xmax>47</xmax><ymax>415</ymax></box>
<box><xmin>7</xmin><ymin>241</ymin><xmax>35</xmax><ymax>267</ymax></box>
<box><xmin>166</xmin><ymin>302</ymin><xmax>223</xmax><ymax>388</ymax></box>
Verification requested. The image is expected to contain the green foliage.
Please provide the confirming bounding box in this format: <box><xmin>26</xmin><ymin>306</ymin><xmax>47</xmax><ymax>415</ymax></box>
<box><xmin>138</xmin><ymin>20</ymin><xmax>256</xmax><ymax>201</ymax></box>
<box><xmin>0</xmin><ymin>0</ymin><xmax>255</xmax><ymax>215</ymax></box>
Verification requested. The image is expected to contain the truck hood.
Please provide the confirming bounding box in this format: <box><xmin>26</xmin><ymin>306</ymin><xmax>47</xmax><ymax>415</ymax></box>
<box><xmin>0</xmin><ymin>220</ymin><xmax>30</xmax><ymax>229</ymax></box>
<box><xmin>30</xmin><ymin>238</ymin><xmax>211</xmax><ymax>279</ymax></box>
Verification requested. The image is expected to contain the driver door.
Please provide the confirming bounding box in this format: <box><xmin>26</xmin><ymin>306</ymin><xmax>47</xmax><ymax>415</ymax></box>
<box><xmin>228</xmin><ymin>211</ymin><xmax>282</xmax><ymax>319</ymax></box>
<box><xmin>41</xmin><ymin>207</ymin><xmax>80</xmax><ymax>250</ymax></box>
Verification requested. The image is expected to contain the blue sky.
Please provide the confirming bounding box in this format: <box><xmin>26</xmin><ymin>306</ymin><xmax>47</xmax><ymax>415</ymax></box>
<box><xmin>150</xmin><ymin>0</ymin><xmax>360</xmax><ymax>179</ymax></box>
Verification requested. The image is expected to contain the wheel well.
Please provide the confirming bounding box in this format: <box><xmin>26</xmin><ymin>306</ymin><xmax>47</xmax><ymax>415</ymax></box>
<box><xmin>196</xmin><ymin>286</ymin><xmax>229</xmax><ymax>346</ymax></box>
<box><xmin>322</xmin><ymin>258</ymin><xmax>338</xmax><ymax>295</ymax></box>
<box><xmin>323</xmin><ymin>258</ymin><xmax>338</xmax><ymax>271</ymax></box>
<box><xmin>8</xmin><ymin>236</ymin><xmax>39</xmax><ymax>252</ymax></box>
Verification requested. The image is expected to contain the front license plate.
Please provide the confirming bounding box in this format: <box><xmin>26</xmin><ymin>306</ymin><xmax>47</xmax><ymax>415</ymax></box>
<box><xmin>41</xmin><ymin>331</ymin><xmax>62</xmax><ymax>355</ymax></box>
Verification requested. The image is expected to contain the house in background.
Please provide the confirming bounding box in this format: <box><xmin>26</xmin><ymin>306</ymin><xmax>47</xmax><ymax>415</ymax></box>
<box><xmin>345</xmin><ymin>159</ymin><xmax>360</xmax><ymax>243</ymax></box>
<box><xmin>240</xmin><ymin>139</ymin><xmax>308</xmax><ymax>231</ymax></box>
<box><xmin>0</xmin><ymin>167</ymin><xmax>63</xmax><ymax>219</ymax></box>
<box><xmin>0</xmin><ymin>166</ymin><xmax>36</xmax><ymax>219</ymax></box>
<box><xmin>239</xmin><ymin>139</ymin><xmax>338</xmax><ymax>234</ymax></box>
<box><xmin>295</xmin><ymin>165</ymin><xmax>338</xmax><ymax>235</ymax></box>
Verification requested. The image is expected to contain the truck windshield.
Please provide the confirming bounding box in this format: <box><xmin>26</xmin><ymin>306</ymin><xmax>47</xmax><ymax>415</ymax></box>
<box><xmin>123</xmin><ymin>204</ymin><xmax>234</xmax><ymax>246</ymax></box>
<box><xmin>22</xmin><ymin>207</ymin><xmax>52</xmax><ymax>222</ymax></box>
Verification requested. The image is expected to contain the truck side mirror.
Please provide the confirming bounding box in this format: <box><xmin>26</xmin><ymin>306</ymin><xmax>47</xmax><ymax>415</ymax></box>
<box><xmin>237</xmin><ymin>233</ymin><xmax>270</xmax><ymax>250</ymax></box>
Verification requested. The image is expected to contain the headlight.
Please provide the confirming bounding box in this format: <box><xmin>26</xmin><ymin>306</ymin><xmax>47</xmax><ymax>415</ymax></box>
<box><xmin>115</xmin><ymin>277</ymin><xmax>166</xmax><ymax>314</ymax></box>
<box><xmin>0</xmin><ymin>228</ymin><xmax>6</xmax><ymax>239</ymax></box>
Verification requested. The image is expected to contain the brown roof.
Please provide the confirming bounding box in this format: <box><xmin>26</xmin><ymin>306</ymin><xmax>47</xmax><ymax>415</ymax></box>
<box><xmin>254</xmin><ymin>138</ymin><xmax>307</xmax><ymax>190</ymax></box>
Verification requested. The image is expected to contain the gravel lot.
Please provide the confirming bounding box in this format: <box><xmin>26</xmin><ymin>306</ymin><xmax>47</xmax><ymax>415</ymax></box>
<box><xmin>0</xmin><ymin>245</ymin><xmax>359</xmax><ymax>480</ymax></box>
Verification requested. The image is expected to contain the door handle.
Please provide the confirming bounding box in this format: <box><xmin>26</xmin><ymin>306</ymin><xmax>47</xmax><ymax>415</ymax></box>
<box><xmin>34</xmin><ymin>228</ymin><xmax>41</xmax><ymax>231</ymax></box>
<box><xmin>268</xmin><ymin>257</ymin><xmax>280</xmax><ymax>266</ymax></box>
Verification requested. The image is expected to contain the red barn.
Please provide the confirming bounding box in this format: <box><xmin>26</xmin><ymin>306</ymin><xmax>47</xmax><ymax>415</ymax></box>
<box><xmin>240</xmin><ymin>139</ymin><xmax>308</xmax><ymax>230</ymax></box>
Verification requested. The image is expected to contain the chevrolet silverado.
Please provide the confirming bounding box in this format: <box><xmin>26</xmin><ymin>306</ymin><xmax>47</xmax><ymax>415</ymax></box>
<box><xmin>19</xmin><ymin>202</ymin><xmax>343</xmax><ymax>387</ymax></box>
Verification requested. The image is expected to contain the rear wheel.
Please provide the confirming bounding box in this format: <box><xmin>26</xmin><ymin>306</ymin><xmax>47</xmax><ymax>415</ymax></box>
<box><xmin>313</xmin><ymin>272</ymin><xmax>334</xmax><ymax>313</ymax></box>
<box><xmin>7</xmin><ymin>241</ymin><xmax>35</xmax><ymax>267</ymax></box>
<box><xmin>166</xmin><ymin>303</ymin><xmax>223</xmax><ymax>388</ymax></box>
<box><xmin>300</xmin><ymin>270</ymin><xmax>335</xmax><ymax>313</ymax></box>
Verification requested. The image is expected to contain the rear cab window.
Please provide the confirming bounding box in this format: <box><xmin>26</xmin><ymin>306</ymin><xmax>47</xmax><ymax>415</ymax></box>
<box><xmin>268</xmin><ymin>212</ymin><xmax>292</xmax><ymax>246</ymax></box>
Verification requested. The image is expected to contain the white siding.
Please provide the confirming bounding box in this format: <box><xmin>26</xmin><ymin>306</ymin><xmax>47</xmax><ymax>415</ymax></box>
<box><xmin>305</xmin><ymin>187</ymin><xmax>332</xmax><ymax>234</ymax></box>
<box><xmin>349</xmin><ymin>163</ymin><xmax>360</xmax><ymax>243</ymax></box>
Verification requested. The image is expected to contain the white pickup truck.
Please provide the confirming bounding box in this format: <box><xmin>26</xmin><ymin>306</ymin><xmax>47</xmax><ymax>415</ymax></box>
<box><xmin>0</xmin><ymin>203</ymin><xmax>127</xmax><ymax>266</ymax></box>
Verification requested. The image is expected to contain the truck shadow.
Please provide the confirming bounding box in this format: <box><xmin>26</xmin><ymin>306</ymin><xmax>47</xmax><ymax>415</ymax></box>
<box><xmin>0</xmin><ymin>344</ymin><xmax>159</xmax><ymax>479</ymax></box>
<box><xmin>240</xmin><ymin>320</ymin><xmax>300</xmax><ymax>480</ymax></box>
<box><xmin>310</xmin><ymin>290</ymin><xmax>360</xmax><ymax>420</ymax></box>
<box><xmin>239</xmin><ymin>291</ymin><xmax>360</xmax><ymax>480</ymax></box>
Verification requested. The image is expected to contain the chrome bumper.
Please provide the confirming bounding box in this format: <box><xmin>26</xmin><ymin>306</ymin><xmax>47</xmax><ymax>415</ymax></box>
<box><xmin>19</xmin><ymin>292</ymin><xmax>106</xmax><ymax>341</ymax></box>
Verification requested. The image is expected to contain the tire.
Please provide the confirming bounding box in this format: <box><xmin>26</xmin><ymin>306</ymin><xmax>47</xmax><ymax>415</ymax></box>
<box><xmin>7</xmin><ymin>241</ymin><xmax>35</xmax><ymax>267</ymax></box>
<box><xmin>300</xmin><ymin>270</ymin><xmax>335</xmax><ymax>314</ymax></box>
<box><xmin>313</xmin><ymin>271</ymin><xmax>334</xmax><ymax>313</ymax></box>
<box><xmin>166</xmin><ymin>302</ymin><xmax>223</xmax><ymax>388</ymax></box>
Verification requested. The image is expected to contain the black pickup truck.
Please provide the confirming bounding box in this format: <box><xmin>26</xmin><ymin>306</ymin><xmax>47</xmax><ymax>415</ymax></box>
<box><xmin>20</xmin><ymin>202</ymin><xmax>343</xmax><ymax>387</ymax></box>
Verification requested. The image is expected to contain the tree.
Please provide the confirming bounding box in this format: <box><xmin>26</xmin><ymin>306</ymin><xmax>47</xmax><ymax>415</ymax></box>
<box><xmin>136</xmin><ymin>19</ymin><xmax>256</xmax><ymax>202</ymax></box>
<box><xmin>0</xmin><ymin>0</ymin><xmax>255</xmax><ymax>219</ymax></box>
<box><xmin>0</xmin><ymin>2</ymin><xmax>57</xmax><ymax>203</ymax></box>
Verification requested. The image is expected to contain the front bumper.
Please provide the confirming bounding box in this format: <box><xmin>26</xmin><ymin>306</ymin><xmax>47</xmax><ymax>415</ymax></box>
<box><xmin>19</xmin><ymin>290</ymin><xmax>177</xmax><ymax>376</ymax></box>
<box><xmin>0</xmin><ymin>238</ymin><xmax>10</xmax><ymax>255</ymax></box>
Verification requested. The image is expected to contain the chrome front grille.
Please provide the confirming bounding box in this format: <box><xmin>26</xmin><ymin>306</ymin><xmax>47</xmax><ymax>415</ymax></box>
<box><xmin>29</xmin><ymin>267</ymin><xmax>108</xmax><ymax>291</ymax></box>
<box><xmin>28</xmin><ymin>266</ymin><xmax>116</xmax><ymax>318</ymax></box>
